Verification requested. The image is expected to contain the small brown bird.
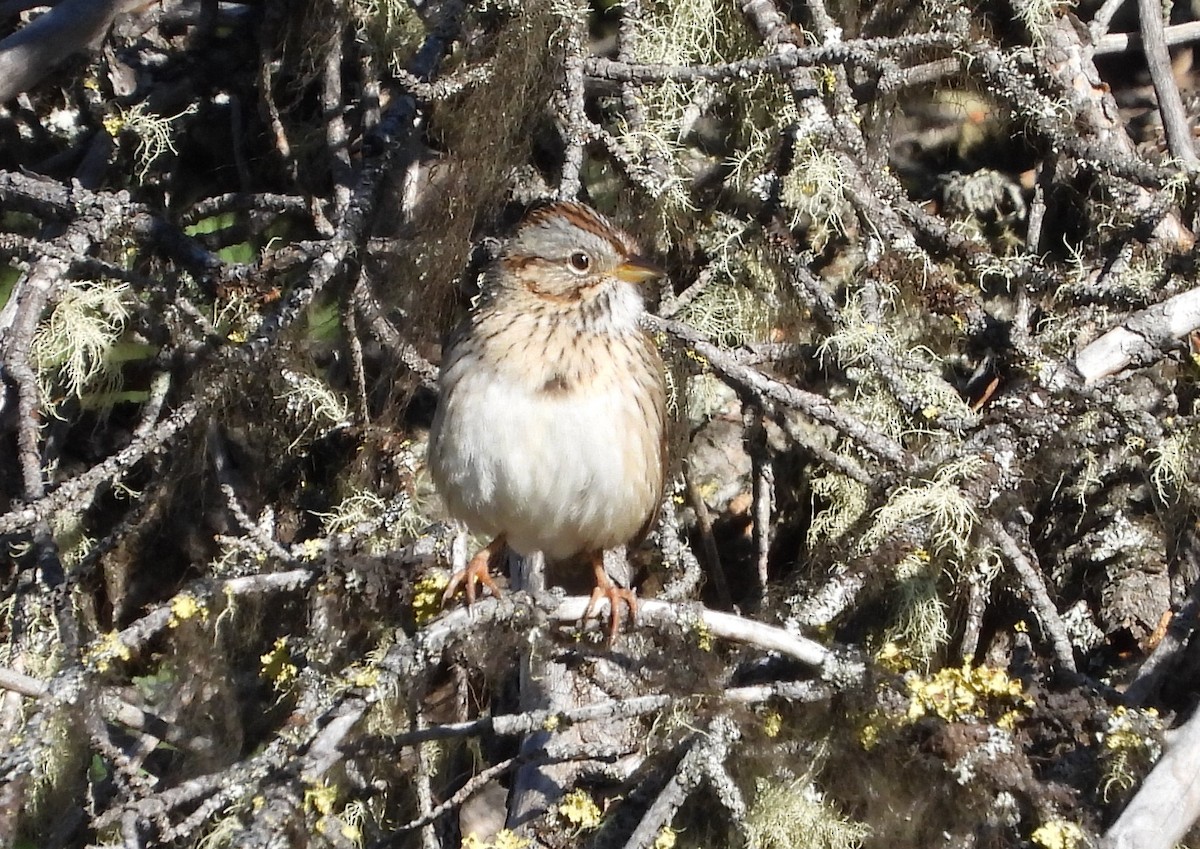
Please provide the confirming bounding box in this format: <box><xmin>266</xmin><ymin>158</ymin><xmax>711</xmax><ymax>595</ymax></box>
<box><xmin>428</xmin><ymin>201</ymin><xmax>667</xmax><ymax>636</ymax></box>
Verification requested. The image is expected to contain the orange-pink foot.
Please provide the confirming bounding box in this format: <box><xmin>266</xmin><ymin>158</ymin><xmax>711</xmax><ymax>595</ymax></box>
<box><xmin>582</xmin><ymin>554</ymin><xmax>638</xmax><ymax>644</ymax></box>
<box><xmin>443</xmin><ymin>535</ymin><xmax>505</xmax><ymax>606</ymax></box>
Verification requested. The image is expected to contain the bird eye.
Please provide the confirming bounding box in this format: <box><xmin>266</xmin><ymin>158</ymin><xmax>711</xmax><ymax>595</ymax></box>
<box><xmin>568</xmin><ymin>252</ymin><xmax>591</xmax><ymax>273</ymax></box>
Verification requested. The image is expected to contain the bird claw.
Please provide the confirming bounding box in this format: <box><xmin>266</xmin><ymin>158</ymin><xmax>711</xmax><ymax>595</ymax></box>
<box><xmin>582</xmin><ymin>584</ymin><xmax>638</xmax><ymax>646</ymax></box>
<box><xmin>443</xmin><ymin>539</ymin><xmax>504</xmax><ymax>607</ymax></box>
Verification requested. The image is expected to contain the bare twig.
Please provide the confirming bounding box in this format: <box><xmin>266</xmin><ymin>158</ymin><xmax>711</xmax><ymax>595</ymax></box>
<box><xmin>1101</xmin><ymin>707</ymin><xmax>1200</xmax><ymax>849</ymax></box>
<box><xmin>625</xmin><ymin>717</ymin><xmax>745</xmax><ymax>849</ymax></box>
<box><xmin>1096</xmin><ymin>20</ymin><xmax>1200</xmax><ymax>54</ymax></box>
<box><xmin>1091</xmin><ymin>0</ymin><xmax>1128</xmax><ymax>39</ymax></box>
<box><xmin>1135</xmin><ymin>0</ymin><xmax>1198</xmax><ymax>165</ymax></box>
<box><xmin>649</xmin><ymin>315</ymin><xmax>918</xmax><ymax>472</ymax></box>
<box><xmin>1072</xmin><ymin>285</ymin><xmax>1200</xmax><ymax>384</ymax></box>
<box><xmin>683</xmin><ymin>471</ymin><xmax>732</xmax><ymax>608</ymax></box>
<box><xmin>0</xmin><ymin>0</ymin><xmax>134</xmax><ymax>101</ymax></box>
<box><xmin>983</xmin><ymin>519</ymin><xmax>1077</xmax><ymax>672</ymax></box>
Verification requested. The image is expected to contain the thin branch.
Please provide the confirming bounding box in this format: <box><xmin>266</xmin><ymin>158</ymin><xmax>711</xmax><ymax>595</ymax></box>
<box><xmin>555</xmin><ymin>1</ymin><xmax>588</xmax><ymax>199</ymax></box>
<box><xmin>649</xmin><ymin>314</ymin><xmax>918</xmax><ymax>472</ymax></box>
<box><xmin>1096</xmin><ymin>20</ymin><xmax>1200</xmax><ymax>54</ymax></box>
<box><xmin>1091</xmin><ymin>0</ymin><xmax>1128</xmax><ymax>39</ymax></box>
<box><xmin>1072</xmin><ymin>285</ymin><xmax>1200</xmax><ymax>384</ymax></box>
<box><xmin>413</xmin><ymin>592</ymin><xmax>856</xmax><ymax>679</ymax></box>
<box><xmin>1135</xmin><ymin>0</ymin><xmax>1198</xmax><ymax>164</ymax></box>
<box><xmin>0</xmin><ymin>0</ymin><xmax>133</xmax><ymax>101</ymax></box>
<box><xmin>683</xmin><ymin>471</ymin><xmax>732</xmax><ymax>608</ymax></box>
<box><xmin>983</xmin><ymin>519</ymin><xmax>1077</xmax><ymax>672</ymax></box>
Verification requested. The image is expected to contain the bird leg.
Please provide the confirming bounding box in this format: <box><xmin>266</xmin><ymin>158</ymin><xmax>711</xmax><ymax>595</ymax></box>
<box><xmin>582</xmin><ymin>552</ymin><xmax>638</xmax><ymax>644</ymax></box>
<box><xmin>443</xmin><ymin>534</ymin><xmax>506</xmax><ymax>606</ymax></box>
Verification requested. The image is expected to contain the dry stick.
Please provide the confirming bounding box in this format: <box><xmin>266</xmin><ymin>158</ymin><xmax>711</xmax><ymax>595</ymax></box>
<box><xmin>625</xmin><ymin>735</ymin><xmax>704</xmax><ymax>849</ymax></box>
<box><xmin>96</xmin><ymin>691</ymin><xmax>216</xmax><ymax>759</ymax></box>
<box><xmin>397</xmin><ymin>755</ymin><xmax>520</xmax><ymax>833</ymax></box>
<box><xmin>344</xmin><ymin>306</ymin><xmax>371</xmax><ymax>422</ymax></box>
<box><xmin>658</xmin><ymin>264</ymin><xmax>717</xmax><ymax>319</ymax></box>
<box><xmin>413</xmin><ymin>715</ymin><xmax>440</xmax><ymax>849</ymax></box>
<box><xmin>803</xmin><ymin>0</ymin><xmax>869</xmax><ymax>161</ymax></box>
<box><xmin>625</xmin><ymin>717</ymin><xmax>745</xmax><ymax>849</ymax></box>
<box><xmin>91</xmin><ymin>628</ymin><xmax>345</xmax><ymax>844</ymax></box>
<box><xmin>367</xmin><ymin>683</ymin><xmax>830</xmax><ymax>755</ymax></box>
<box><xmin>415</xmin><ymin>592</ymin><xmax>846</xmax><ymax>676</ymax></box>
<box><xmin>556</xmin><ymin>1</ymin><xmax>588</xmax><ymax>200</ymax></box>
<box><xmin>404</xmin><ymin>739</ymin><xmax>631</xmax><ymax>836</ymax></box>
<box><xmin>1</xmin><ymin>214</ymin><xmax>124</xmax><ymax>615</ymax></box>
<box><xmin>0</xmin><ymin>397</ymin><xmax>201</xmax><ymax>532</ymax></box>
<box><xmin>3</xmin><ymin>249</ymin><xmax>69</xmax><ymax>504</ymax></box>
<box><xmin>301</xmin><ymin>700</ymin><xmax>368</xmax><ymax>784</ymax></box>
<box><xmin>100</xmin><ymin>570</ymin><xmax>316</xmax><ymax>662</ymax></box>
<box><xmin>382</xmin><ymin>694</ymin><xmax>674</xmax><ymax>749</ymax></box>
<box><xmin>394</xmin><ymin>60</ymin><xmax>495</xmax><ymax>100</ymax></box>
<box><xmin>787</xmin><ymin>562</ymin><xmax>868</xmax><ymax>630</ymax></box>
<box><xmin>259</xmin><ymin>33</ymin><xmax>297</xmax><ymax>181</ymax></box>
<box><xmin>746</xmin><ymin>403</ymin><xmax>774</xmax><ymax>608</ymax></box>
<box><xmin>616</xmin><ymin>1</ymin><xmax>646</xmax><ymax>160</ymax></box>
<box><xmin>81</xmin><ymin>705</ymin><xmax>158</xmax><ymax>823</ymax></box>
<box><xmin>351</xmin><ymin>271</ymin><xmax>439</xmax><ymax>390</ymax></box>
<box><xmin>1025</xmin><ymin>156</ymin><xmax>1054</xmax><ymax>254</ymax></box>
<box><xmin>1135</xmin><ymin>0</ymin><xmax>1198</xmax><ymax>165</ymax></box>
<box><xmin>0</xmin><ymin>5</ymin><xmax>426</xmax><ymax>539</ymax></box>
<box><xmin>0</xmin><ymin>0</ymin><xmax>134</xmax><ymax>101</ymax></box>
<box><xmin>648</xmin><ymin>315</ymin><xmax>918</xmax><ymax>473</ymax></box>
<box><xmin>505</xmin><ymin>553</ymin><xmax>617</xmax><ymax>831</ymax></box>
<box><xmin>0</xmin><ymin>232</ymin><xmax>164</xmax><ymax>289</ymax></box>
<box><xmin>1072</xmin><ymin>285</ymin><xmax>1200</xmax><ymax>384</ymax></box>
<box><xmin>0</xmin><ymin>667</ymin><xmax>44</xmax><ymax>698</ymax></box>
<box><xmin>584</xmin><ymin>31</ymin><xmax>961</xmax><ymax>84</ymax></box>
<box><xmin>684</xmin><ymin>471</ymin><xmax>733</xmax><ymax>609</ymax></box>
<box><xmin>0</xmin><ymin>208</ymin><xmax>325</xmax><ymax>542</ymax></box>
<box><xmin>179</xmin><ymin>192</ymin><xmax>308</xmax><ymax>226</ymax></box>
<box><xmin>859</xmin><ymin>274</ymin><xmax>978</xmax><ymax>434</ymax></box>
<box><xmin>159</xmin><ymin>773</ymin><xmax>269</xmax><ymax>842</ymax></box>
<box><xmin>1096</xmin><ymin>20</ymin><xmax>1200</xmax><ymax>54</ymax></box>
<box><xmin>775</xmin><ymin>410</ymin><xmax>877</xmax><ymax>487</ymax></box>
<box><xmin>120</xmin><ymin>811</ymin><xmax>142</xmax><ymax>849</ymax></box>
<box><xmin>6</xmin><ymin>348</ymin><xmax>46</xmax><ymax>505</ymax></box>
<box><xmin>876</xmin><ymin>56</ymin><xmax>960</xmax><ymax>96</ymax></box>
<box><xmin>1091</xmin><ymin>0</ymin><xmax>1128</xmax><ymax>39</ymax></box>
<box><xmin>222</xmin><ymin>633</ymin><xmax>410</xmax><ymax>846</ymax></box>
<box><xmin>975</xmin><ymin>19</ymin><xmax>1193</xmax><ymax>250</ymax></box>
<box><xmin>788</xmin><ymin>258</ymin><xmax>840</xmax><ymax>331</ymax></box>
<box><xmin>323</xmin><ymin>23</ymin><xmax>353</xmax><ymax>220</ymax></box>
<box><xmin>657</xmin><ymin>493</ymin><xmax>705</xmax><ymax>601</ymax></box>
<box><xmin>568</xmin><ymin>596</ymin><xmax>838</xmax><ymax>670</ymax></box>
<box><xmin>210</xmin><ymin>429</ymin><xmax>294</xmax><ymax>562</ymax></box>
<box><xmin>0</xmin><ymin>170</ymin><xmax>226</xmax><ymax>273</ymax></box>
<box><xmin>134</xmin><ymin>371</ymin><xmax>172</xmax><ymax>440</ymax></box>
<box><xmin>982</xmin><ymin>519</ymin><xmax>1077</xmax><ymax>672</ymax></box>
<box><xmin>613</xmin><ymin>0</ymin><xmax>672</xmax><ymax>193</ymax></box>
<box><xmin>960</xmin><ymin>571</ymin><xmax>989</xmax><ymax>662</ymax></box>
<box><xmin>1101</xmin><ymin>706</ymin><xmax>1200</xmax><ymax>849</ymax></box>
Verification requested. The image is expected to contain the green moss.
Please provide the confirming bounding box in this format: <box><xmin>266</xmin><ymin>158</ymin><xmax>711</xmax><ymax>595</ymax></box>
<box><xmin>31</xmin><ymin>279</ymin><xmax>133</xmax><ymax>411</ymax></box>
<box><xmin>860</xmin><ymin>456</ymin><xmax>984</xmax><ymax>562</ymax></box>
<box><xmin>885</xmin><ymin>551</ymin><xmax>949</xmax><ymax>666</ymax></box>
<box><xmin>746</xmin><ymin>778</ymin><xmax>869</xmax><ymax>849</ymax></box>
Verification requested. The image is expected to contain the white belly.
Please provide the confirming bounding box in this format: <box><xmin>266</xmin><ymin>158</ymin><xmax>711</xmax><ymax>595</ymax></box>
<box><xmin>429</xmin><ymin>363</ymin><xmax>661</xmax><ymax>559</ymax></box>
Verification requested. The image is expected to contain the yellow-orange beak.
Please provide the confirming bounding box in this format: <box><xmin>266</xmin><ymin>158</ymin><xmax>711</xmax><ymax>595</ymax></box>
<box><xmin>614</xmin><ymin>255</ymin><xmax>664</xmax><ymax>284</ymax></box>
